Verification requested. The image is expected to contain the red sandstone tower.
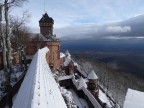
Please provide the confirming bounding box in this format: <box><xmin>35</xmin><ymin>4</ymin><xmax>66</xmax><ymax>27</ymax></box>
<box><xmin>87</xmin><ymin>70</ymin><xmax>99</xmax><ymax>97</ymax></box>
<box><xmin>39</xmin><ymin>13</ymin><xmax>54</xmax><ymax>36</ymax></box>
<box><xmin>39</xmin><ymin>13</ymin><xmax>60</xmax><ymax>70</ymax></box>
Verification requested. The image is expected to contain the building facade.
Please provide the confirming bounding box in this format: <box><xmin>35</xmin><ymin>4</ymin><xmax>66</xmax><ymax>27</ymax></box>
<box><xmin>0</xmin><ymin>13</ymin><xmax>62</xmax><ymax>71</ymax></box>
<box><xmin>39</xmin><ymin>13</ymin><xmax>61</xmax><ymax>70</ymax></box>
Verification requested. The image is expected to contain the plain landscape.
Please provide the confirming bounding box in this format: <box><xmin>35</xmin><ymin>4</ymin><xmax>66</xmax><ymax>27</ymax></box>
<box><xmin>61</xmin><ymin>39</ymin><xmax>144</xmax><ymax>106</ymax></box>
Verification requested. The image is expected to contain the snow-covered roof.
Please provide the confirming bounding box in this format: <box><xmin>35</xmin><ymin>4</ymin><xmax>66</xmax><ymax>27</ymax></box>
<box><xmin>87</xmin><ymin>70</ymin><xmax>98</xmax><ymax>80</ymax></box>
<box><xmin>12</xmin><ymin>47</ymin><xmax>67</xmax><ymax>108</ymax></box>
<box><xmin>78</xmin><ymin>77</ymin><xmax>87</xmax><ymax>90</ymax></box>
<box><xmin>63</xmin><ymin>50</ymin><xmax>78</xmax><ymax>66</ymax></box>
<box><xmin>74</xmin><ymin>62</ymin><xmax>78</xmax><ymax>67</ymax></box>
<box><xmin>123</xmin><ymin>88</ymin><xmax>144</xmax><ymax>108</ymax></box>
<box><xmin>64</xmin><ymin>55</ymin><xmax>71</xmax><ymax>66</ymax></box>
<box><xmin>60</xmin><ymin>52</ymin><xmax>65</xmax><ymax>58</ymax></box>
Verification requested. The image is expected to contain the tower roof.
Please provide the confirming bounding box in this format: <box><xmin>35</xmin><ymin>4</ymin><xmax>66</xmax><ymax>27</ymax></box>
<box><xmin>39</xmin><ymin>13</ymin><xmax>54</xmax><ymax>24</ymax></box>
<box><xmin>87</xmin><ymin>70</ymin><xmax>98</xmax><ymax>80</ymax></box>
<box><xmin>78</xmin><ymin>77</ymin><xmax>87</xmax><ymax>90</ymax></box>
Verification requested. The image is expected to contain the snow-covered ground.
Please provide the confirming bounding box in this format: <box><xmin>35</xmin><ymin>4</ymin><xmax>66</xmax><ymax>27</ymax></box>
<box><xmin>12</xmin><ymin>47</ymin><xmax>67</xmax><ymax>108</ymax></box>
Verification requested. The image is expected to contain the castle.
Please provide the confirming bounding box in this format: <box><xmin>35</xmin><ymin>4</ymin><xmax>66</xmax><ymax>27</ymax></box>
<box><xmin>0</xmin><ymin>12</ymin><xmax>120</xmax><ymax>108</ymax></box>
<box><xmin>25</xmin><ymin>13</ymin><xmax>62</xmax><ymax>70</ymax></box>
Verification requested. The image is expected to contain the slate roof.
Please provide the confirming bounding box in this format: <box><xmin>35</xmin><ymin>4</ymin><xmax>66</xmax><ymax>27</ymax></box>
<box><xmin>39</xmin><ymin>13</ymin><xmax>54</xmax><ymax>24</ymax></box>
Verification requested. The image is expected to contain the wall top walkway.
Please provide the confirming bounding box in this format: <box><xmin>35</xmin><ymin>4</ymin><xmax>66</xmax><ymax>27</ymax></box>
<box><xmin>12</xmin><ymin>47</ymin><xmax>67</xmax><ymax>108</ymax></box>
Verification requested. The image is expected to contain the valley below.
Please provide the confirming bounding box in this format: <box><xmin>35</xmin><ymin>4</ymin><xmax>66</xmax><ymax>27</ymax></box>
<box><xmin>71</xmin><ymin>50</ymin><xmax>144</xmax><ymax>107</ymax></box>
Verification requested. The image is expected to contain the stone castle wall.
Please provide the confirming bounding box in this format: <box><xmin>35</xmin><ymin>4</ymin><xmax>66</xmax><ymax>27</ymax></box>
<box><xmin>0</xmin><ymin>40</ymin><xmax>61</xmax><ymax>70</ymax></box>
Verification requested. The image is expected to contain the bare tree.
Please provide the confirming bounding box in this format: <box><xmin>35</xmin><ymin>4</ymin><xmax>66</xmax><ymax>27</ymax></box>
<box><xmin>0</xmin><ymin>2</ymin><xmax>8</xmax><ymax>84</ymax></box>
<box><xmin>9</xmin><ymin>11</ymin><xmax>30</xmax><ymax>49</ymax></box>
<box><xmin>0</xmin><ymin>0</ymin><xmax>28</xmax><ymax>107</ymax></box>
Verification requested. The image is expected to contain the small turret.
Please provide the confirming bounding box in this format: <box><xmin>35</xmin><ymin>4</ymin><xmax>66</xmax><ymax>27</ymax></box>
<box><xmin>87</xmin><ymin>70</ymin><xmax>99</xmax><ymax>97</ymax></box>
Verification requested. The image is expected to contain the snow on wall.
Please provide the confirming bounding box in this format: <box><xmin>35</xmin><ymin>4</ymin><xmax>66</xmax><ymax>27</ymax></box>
<box><xmin>99</xmin><ymin>90</ymin><xmax>112</xmax><ymax>107</ymax></box>
<box><xmin>82</xmin><ymin>87</ymin><xmax>102</xmax><ymax>108</ymax></box>
<box><xmin>58</xmin><ymin>75</ymin><xmax>73</xmax><ymax>81</ymax></box>
<box><xmin>64</xmin><ymin>55</ymin><xmax>71</xmax><ymax>66</ymax></box>
<box><xmin>78</xmin><ymin>77</ymin><xmax>87</xmax><ymax>90</ymax></box>
<box><xmin>72</xmin><ymin>77</ymin><xmax>101</xmax><ymax>108</ymax></box>
<box><xmin>69</xmin><ymin>89</ymin><xmax>89</xmax><ymax>108</ymax></box>
<box><xmin>72</xmin><ymin>78</ymin><xmax>79</xmax><ymax>89</ymax></box>
<box><xmin>12</xmin><ymin>47</ymin><xmax>67</xmax><ymax>108</ymax></box>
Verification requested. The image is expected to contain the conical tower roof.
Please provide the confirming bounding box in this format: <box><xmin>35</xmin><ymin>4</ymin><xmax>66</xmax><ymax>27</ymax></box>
<box><xmin>87</xmin><ymin>70</ymin><xmax>98</xmax><ymax>80</ymax></box>
<box><xmin>78</xmin><ymin>77</ymin><xmax>87</xmax><ymax>90</ymax></box>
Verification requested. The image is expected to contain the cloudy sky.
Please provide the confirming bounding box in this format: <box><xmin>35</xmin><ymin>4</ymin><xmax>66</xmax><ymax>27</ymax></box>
<box><xmin>11</xmin><ymin>0</ymin><xmax>144</xmax><ymax>40</ymax></box>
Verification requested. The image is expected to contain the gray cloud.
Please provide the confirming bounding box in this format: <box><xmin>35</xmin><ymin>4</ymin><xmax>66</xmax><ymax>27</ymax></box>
<box><xmin>106</xmin><ymin>26</ymin><xmax>131</xmax><ymax>33</ymax></box>
<box><xmin>55</xmin><ymin>14</ymin><xmax>144</xmax><ymax>40</ymax></box>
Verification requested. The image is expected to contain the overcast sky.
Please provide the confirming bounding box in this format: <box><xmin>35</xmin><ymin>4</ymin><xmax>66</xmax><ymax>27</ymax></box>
<box><xmin>10</xmin><ymin>0</ymin><xmax>144</xmax><ymax>40</ymax></box>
